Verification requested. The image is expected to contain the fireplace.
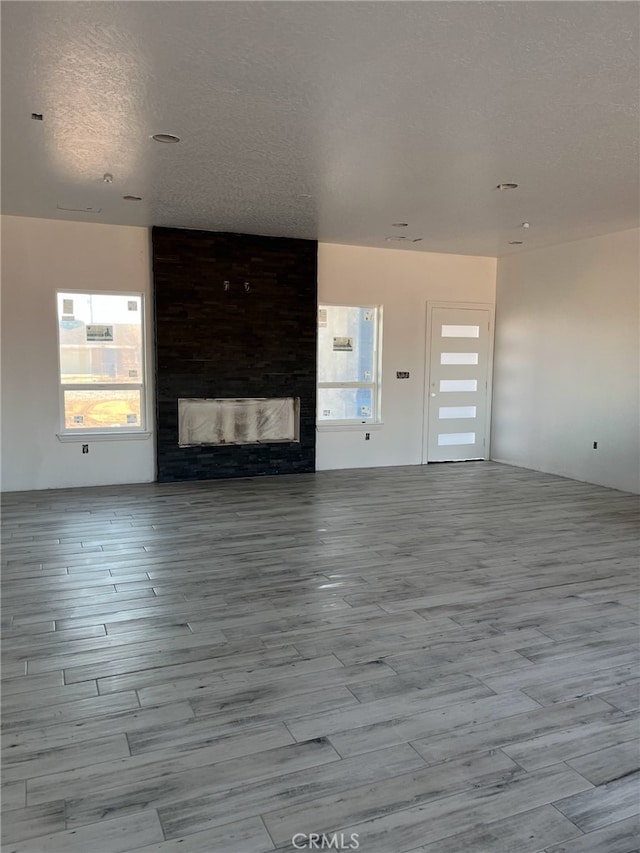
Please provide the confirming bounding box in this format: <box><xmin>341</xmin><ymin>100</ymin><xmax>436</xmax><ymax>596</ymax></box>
<box><xmin>178</xmin><ymin>398</ymin><xmax>300</xmax><ymax>446</ymax></box>
<box><xmin>153</xmin><ymin>226</ymin><xmax>317</xmax><ymax>482</ymax></box>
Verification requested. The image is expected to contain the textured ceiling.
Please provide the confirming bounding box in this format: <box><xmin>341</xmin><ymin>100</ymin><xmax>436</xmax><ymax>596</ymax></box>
<box><xmin>2</xmin><ymin>1</ymin><xmax>639</xmax><ymax>256</ymax></box>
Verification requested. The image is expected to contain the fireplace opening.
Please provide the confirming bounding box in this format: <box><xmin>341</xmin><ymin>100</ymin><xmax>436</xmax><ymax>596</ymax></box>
<box><xmin>178</xmin><ymin>397</ymin><xmax>300</xmax><ymax>447</ymax></box>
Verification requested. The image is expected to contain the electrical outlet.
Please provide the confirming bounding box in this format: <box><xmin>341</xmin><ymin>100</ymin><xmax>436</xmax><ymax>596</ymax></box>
<box><xmin>593</xmin><ymin>441</ymin><xmax>598</xmax><ymax>450</ymax></box>
<box><xmin>82</xmin><ymin>444</ymin><xmax>89</xmax><ymax>454</ymax></box>
<box><xmin>365</xmin><ymin>433</ymin><xmax>370</xmax><ymax>440</ymax></box>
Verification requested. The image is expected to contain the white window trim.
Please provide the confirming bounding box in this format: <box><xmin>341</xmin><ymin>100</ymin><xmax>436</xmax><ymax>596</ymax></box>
<box><xmin>316</xmin><ymin>422</ymin><xmax>384</xmax><ymax>432</ymax></box>
<box><xmin>317</xmin><ymin>303</ymin><xmax>383</xmax><ymax>425</ymax></box>
<box><xmin>56</xmin><ymin>431</ymin><xmax>152</xmax><ymax>443</ymax></box>
<box><xmin>56</xmin><ymin>290</ymin><xmax>148</xmax><ymax>437</ymax></box>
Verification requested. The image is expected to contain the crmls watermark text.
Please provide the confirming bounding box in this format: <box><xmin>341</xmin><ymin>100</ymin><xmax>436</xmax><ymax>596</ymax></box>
<box><xmin>292</xmin><ymin>832</ymin><xmax>360</xmax><ymax>849</ymax></box>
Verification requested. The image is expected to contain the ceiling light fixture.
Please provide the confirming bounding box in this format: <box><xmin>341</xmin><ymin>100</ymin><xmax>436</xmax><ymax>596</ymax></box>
<box><xmin>521</xmin><ymin>222</ymin><xmax>530</xmax><ymax>229</ymax></box>
<box><xmin>123</xmin><ymin>195</ymin><xmax>142</xmax><ymax>201</ymax></box>
<box><xmin>497</xmin><ymin>183</ymin><xmax>518</xmax><ymax>190</ymax></box>
<box><xmin>152</xmin><ymin>133</ymin><xmax>180</xmax><ymax>144</ymax></box>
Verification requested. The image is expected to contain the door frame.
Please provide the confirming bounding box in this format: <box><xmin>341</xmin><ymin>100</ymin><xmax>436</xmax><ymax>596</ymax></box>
<box><xmin>421</xmin><ymin>301</ymin><xmax>496</xmax><ymax>464</ymax></box>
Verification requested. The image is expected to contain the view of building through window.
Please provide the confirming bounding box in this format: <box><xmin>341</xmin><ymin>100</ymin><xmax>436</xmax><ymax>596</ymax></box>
<box><xmin>317</xmin><ymin>304</ymin><xmax>381</xmax><ymax>422</ymax></box>
<box><xmin>57</xmin><ymin>292</ymin><xmax>145</xmax><ymax>431</ymax></box>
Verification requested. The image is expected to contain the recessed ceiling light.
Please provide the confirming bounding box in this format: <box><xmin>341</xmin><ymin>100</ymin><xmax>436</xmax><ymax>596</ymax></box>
<box><xmin>391</xmin><ymin>223</ymin><xmax>408</xmax><ymax>227</ymax></box>
<box><xmin>386</xmin><ymin>236</ymin><xmax>407</xmax><ymax>241</ymax></box>
<box><xmin>152</xmin><ymin>133</ymin><xmax>180</xmax><ymax>144</ymax></box>
<box><xmin>123</xmin><ymin>195</ymin><xmax>142</xmax><ymax>201</ymax></box>
<box><xmin>497</xmin><ymin>183</ymin><xmax>518</xmax><ymax>190</ymax></box>
<box><xmin>509</xmin><ymin>240</ymin><xmax>523</xmax><ymax>245</ymax></box>
<box><xmin>521</xmin><ymin>222</ymin><xmax>530</xmax><ymax>229</ymax></box>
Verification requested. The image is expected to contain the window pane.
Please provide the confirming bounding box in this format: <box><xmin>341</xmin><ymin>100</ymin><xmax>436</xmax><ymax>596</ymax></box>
<box><xmin>441</xmin><ymin>325</ymin><xmax>480</xmax><ymax>338</ymax></box>
<box><xmin>318</xmin><ymin>387</ymin><xmax>373</xmax><ymax>421</ymax></box>
<box><xmin>440</xmin><ymin>379</ymin><xmax>478</xmax><ymax>392</ymax></box>
<box><xmin>439</xmin><ymin>406</ymin><xmax>477</xmax><ymax>419</ymax></box>
<box><xmin>318</xmin><ymin>306</ymin><xmax>376</xmax><ymax>383</ymax></box>
<box><xmin>440</xmin><ymin>352</ymin><xmax>479</xmax><ymax>365</ymax></box>
<box><xmin>438</xmin><ymin>432</ymin><xmax>476</xmax><ymax>446</ymax></box>
<box><xmin>64</xmin><ymin>389</ymin><xmax>142</xmax><ymax>429</ymax></box>
<box><xmin>58</xmin><ymin>293</ymin><xmax>143</xmax><ymax>384</ymax></box>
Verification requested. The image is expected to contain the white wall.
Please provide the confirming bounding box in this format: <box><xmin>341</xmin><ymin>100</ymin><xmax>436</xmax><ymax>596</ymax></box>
<box><xmin>11</xmin><ymin>217</ymin><xmax>635</xmax><ymax>492</ymax></box>
<box><xmin>491</xmin><ymin>228</ymin><xmax>640</xmax><ymax>494</ymax></box>
<box><xmin>1</xmin><ymin>215</ymin><xmax>155</xmax><ymax>491</ymax></box>
<box><xmin>317</xmin><ymin>243</ymin><xmax>497</xmax><ymax>470</ymax></box>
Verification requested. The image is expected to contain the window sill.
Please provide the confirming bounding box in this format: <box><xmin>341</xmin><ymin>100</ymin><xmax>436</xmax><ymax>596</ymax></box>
<box><xmin>56</xmin><ymin>431</ymin><xmax>152</xmax><ymax>443</ymax></box>
<box><xmin>316</xmin><ymin>423</ymin><xmax>384</xmax><ymax>432</ymax></box>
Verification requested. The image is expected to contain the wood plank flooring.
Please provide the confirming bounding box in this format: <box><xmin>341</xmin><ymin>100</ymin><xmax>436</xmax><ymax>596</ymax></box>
<box><xmin>2</xmin><ymin>461</ymin><xmax>639</xmax><ymax>853</ymax></box>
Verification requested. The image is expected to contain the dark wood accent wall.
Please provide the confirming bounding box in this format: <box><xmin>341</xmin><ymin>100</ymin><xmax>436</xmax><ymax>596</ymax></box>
<box><xmin>153</xmin><ymin>227</ymin><xmax>317</xmax><ymax>482</ymax></box>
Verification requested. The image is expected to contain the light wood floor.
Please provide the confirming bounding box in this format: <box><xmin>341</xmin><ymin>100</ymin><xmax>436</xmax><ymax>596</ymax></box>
<box><xmin>2</xmin><ymin>462</ymin><xmax>639</xmax><ymax>853</ymax></box>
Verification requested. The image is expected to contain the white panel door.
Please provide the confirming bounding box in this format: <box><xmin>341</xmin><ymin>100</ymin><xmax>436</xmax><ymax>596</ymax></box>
<box><xmin>425</xmin><ymin>306</ymin><xmax>492</xmax><ymax>462</ymax></box>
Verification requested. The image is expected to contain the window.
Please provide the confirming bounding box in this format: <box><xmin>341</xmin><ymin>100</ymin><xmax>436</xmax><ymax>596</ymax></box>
<box><xmin>57</xmin><ymin>292</ymin><xmax>146</xmax><ymax>433</ymax></box>
<box><xmin>317</xmin><ymin>304</ymin><xmax>381</xmax><ymax>423</ymax></box>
